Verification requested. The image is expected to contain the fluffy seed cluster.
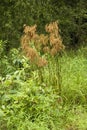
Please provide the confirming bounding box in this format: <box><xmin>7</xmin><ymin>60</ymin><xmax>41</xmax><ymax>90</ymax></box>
<box><xmin>45</xmin><ymin>21</ymin><xmax>65</xmax><ymax>56</ymax></box>
<box><xmin>21</xmin><ymin>21</ymin><xmax>65</xmax><ymax>67</ymax></box>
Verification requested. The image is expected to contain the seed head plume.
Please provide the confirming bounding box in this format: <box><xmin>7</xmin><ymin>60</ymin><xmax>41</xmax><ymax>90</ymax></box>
<box><xmin>45</xmin><ymin>21</ymin><xmax>65</xmax><ymax>56</ymax></box>
<box><xmin>21</xmin><ymin>21</ymin><xmax>65</xmax><ymax>67</ymax></box>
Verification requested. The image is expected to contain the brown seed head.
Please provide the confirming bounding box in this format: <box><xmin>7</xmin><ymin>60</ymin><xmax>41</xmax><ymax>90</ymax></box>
<box><xmin>37</xmin><ymin>57</ymin><xmax>47</xmax><ymax>67</ymax></box>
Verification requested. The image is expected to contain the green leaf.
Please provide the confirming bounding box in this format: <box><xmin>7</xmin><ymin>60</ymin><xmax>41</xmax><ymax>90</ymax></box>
<box><xmin>0</xmin><ymin>109</ymin><xmax>5</xmax><ymax>117</ymax></box>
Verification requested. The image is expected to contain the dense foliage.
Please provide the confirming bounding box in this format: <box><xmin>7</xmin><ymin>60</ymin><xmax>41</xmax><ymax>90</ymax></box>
<box><xmin>0</xmin><ymin>0</ymin><xmax>87</xmax><ymax>50</ymax></box>
<box><xmin>0</xmin><ymin>39</ymin><xmax>87</xmax><ymax>129</ymax></box>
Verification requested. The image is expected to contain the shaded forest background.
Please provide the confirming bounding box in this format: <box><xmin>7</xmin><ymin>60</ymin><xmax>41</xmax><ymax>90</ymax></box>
<box><xmin>0</xmin><ymin>0</ymin><xmax>87</xmax><ymax>51</ymax></box>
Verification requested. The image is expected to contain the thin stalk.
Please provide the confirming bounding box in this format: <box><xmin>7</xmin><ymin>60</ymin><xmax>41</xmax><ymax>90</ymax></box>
<box><xmin>55</xmin><ymin>53</ymin><xmax>62</xmax><ymax>95</ymax></box>
<box><xmin>38</xmin><ymin>67</ymin><xmax>44</xmax><ymax>84</ymax></box>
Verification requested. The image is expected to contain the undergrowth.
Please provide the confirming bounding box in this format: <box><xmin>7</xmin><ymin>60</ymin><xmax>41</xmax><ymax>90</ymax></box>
<box><xmin>0</xmin><ymin>45</ymin><xmax>87</xmax><ymax>130</ymax></box>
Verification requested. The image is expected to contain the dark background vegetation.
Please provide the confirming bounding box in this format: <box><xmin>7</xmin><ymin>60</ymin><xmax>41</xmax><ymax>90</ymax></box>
<box><xmin>0</xmin><ymin>0</ymin><xmax>87</xmax><ymax>50</ymax></box>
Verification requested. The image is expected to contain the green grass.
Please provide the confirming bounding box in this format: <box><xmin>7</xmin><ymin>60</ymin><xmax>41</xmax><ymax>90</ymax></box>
<box><xmin>61</xmin><ymin>50</ymin><xmax>87</xmax><ymax>105</ymax></box>
<box><xmin>0</xmin><ymin>47</ymin><xmax>87</xmax><ymax>130</ymax></box>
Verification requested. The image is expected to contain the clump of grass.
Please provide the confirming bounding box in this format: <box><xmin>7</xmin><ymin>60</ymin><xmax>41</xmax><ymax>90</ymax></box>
<box><xmin>21</xmin><ymin>21</ymin><xmax>65</xmax><ymax>94</ymax></box>
<box><xmin>60</xmin><ymin>50</ymin><xmax>87</xmax><ymax>105</ymax></box>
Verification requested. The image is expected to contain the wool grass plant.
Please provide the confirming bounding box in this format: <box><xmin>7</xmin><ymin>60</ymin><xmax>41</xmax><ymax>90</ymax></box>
<box><xmin>21</xmin><ymin>21</ymin><xmax>65</xmax><ymax>94</ymax></box>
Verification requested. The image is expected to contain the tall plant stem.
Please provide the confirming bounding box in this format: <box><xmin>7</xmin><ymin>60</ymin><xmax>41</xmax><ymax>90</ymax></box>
<box><xmin>38</xmin><ymin>68</ymin><xmax>43</xmax><ymax>84</ymax></box>
<box><xmin>55</xmin><ymin>53</ymin><xmax>62</xmax><ymax>95</ymax></box>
